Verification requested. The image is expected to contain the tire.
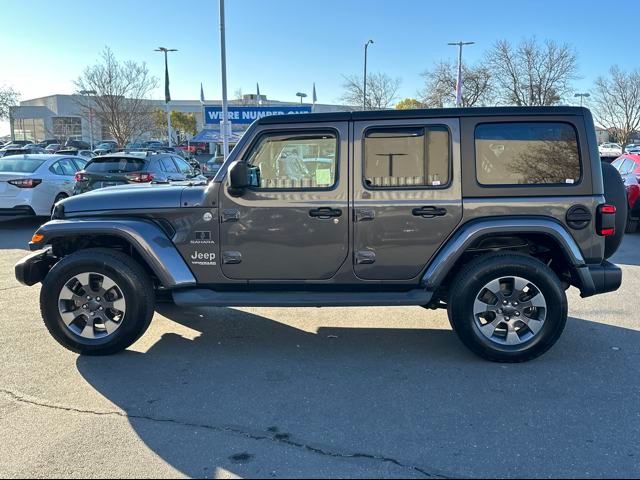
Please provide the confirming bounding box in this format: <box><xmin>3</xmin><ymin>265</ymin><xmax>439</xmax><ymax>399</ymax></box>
<box><xmin>602</xmin><ymin>161</ymin><xmax>627</xmax><ymax>258</ymax></box>
<box><xmin>51</xmin><ymin>193</ymin><xmax>68</xmax><ymax>214</ymax></box>
<box><xmin>447</xmin><ymin>253</ymin><xmax>568</xmax><ymax>363</ymax></box>
<box><xmin>40</xmin><ymin>248</ymin><xmax>155</xmax><ymax>355</ymax></box>
<box><xmin>625</xmin><ymin>215</ymin><xmax>638</xmax><ymax>234</ymax></box>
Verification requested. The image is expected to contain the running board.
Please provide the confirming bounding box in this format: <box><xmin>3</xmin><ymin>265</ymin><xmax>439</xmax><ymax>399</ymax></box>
<box><xmin>172</xmin><ymin>288</ymin><xmax>432</xmax><ymax>308</ymax></box>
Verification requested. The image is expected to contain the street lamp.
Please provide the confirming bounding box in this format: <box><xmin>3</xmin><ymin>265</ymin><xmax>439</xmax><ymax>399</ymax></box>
<box><xmin>79</xmin><ymin>89</ymin><xmax>96</xmax><ymax>149</ymax></box>
<box><xmin>155</xmin><ymin>47</ymin><xmax>178</xmax><ymax>147</ymax></box>
<box><xmin>448</xmin><ymin>41</ymin><xmax>475</xmax><ymax>107</ymax></box>
<box><xmin>363</xmin><ymin>39</ymin><xmax>374</xmax><ymax>110</ymax></box>
<box><xmin>575</xmin><ymin>93</ymin><xmax>591</xmax><ymax>107</ymax></box>
<box><xmin>296</xmin><ymin>92</ymin><xmax>308</xmax><ymax>104</ymax></box>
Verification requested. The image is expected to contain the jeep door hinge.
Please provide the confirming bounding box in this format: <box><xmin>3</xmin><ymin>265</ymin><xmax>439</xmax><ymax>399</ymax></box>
<box><xmin>355</xmin><ymin>250</ymin><xmax>376</xmax><ymax>264</ymax></box>
<box><xmin>354</xmin><ymin>208</ymin><xmax>376</xmax><ymax>222</ymax></box>
<box><xmin>221</xmin><ymin>209</ymin><xmax>240</xmax><ymax>223</ymax></box>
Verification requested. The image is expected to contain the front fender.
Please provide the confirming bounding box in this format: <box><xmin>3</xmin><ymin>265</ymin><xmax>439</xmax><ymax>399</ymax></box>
<box><xmin>29</xmin><ymin>219</ymin><xmax>196</xmax><ymax>289</ymax></box>
<box><xmin>422</xmin><ymin>217</ymin><xmax>588</xmax><ymax>292</ymax></box>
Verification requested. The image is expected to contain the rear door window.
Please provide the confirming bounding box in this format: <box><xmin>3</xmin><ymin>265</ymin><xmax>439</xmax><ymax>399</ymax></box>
<box><xmin>475</xmin><ymin>123</ymin><xmax>581</xmax><ymax>185</ymax></box>
<box><xmin>86</xmin><ymin>157</ymin><xmax>145</xmax><ymax>173</ymax></box>
<box><xmin>50</xmin><ymin>158</ymin><xmax>77</xmax><ymax>176</ymax></box>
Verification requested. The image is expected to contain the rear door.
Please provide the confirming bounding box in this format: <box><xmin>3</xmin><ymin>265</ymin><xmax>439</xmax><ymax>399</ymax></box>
<box><xmin>352</xmin><ymin>118</ymin><xmax>462</xmax><ymax>280</ymax></box>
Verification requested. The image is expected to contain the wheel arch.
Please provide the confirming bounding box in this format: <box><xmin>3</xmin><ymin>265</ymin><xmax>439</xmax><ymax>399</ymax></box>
<box><xmin>30</xmin><ymin>219</ymin><xmax>196</xmax><ymax>289</ymax></box>
<box><xmin>422</xmin><ymin>217</ymin><xmax>591</xmax><ymax>297</ymax></box>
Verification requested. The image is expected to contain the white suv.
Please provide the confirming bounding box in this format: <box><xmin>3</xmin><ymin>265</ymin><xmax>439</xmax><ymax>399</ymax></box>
<box><xmin>599</xmin><ymin>143</ymin><xmax>623</xmax><ymax>158</ymax></box>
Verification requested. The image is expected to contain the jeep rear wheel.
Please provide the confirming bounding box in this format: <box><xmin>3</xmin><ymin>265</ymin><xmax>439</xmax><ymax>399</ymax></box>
<box><xmin>448</xmin><ymin>253</ymin><xmax>567</xmax><ymax>363</ymax></box>
<box><xmin>40</xmin><ymin>248</ymin><xmax>155</xmax><ymax>355</ymax></box>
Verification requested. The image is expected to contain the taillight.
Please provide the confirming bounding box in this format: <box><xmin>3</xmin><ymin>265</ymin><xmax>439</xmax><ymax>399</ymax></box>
<box><xmin>597</xmin><ymin>204</ymin><xmax>616</xmax><ymax>236</ymax></box>
<box><xmin>75</xmin><ymin>171</ymin><xmax>88</xmax><ymax>182</ymax></box>
<box><xmin>8</xmin><ymin>178</ymin><xmax>42</xmax><ymax>188</ymax></box>
<box><xmin>126</xmin><ymin>172</ymin><xmax>154</xmax><ymax>183</ymax></box>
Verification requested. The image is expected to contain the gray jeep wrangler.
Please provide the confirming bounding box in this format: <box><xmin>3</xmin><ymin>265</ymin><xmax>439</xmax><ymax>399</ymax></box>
<box><xmin>15</xmin><ymin>107</ymin><xmax>625</xmax><ymax>362</ymax></box>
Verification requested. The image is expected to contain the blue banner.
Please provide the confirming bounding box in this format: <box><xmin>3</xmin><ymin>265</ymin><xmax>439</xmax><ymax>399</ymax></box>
<box><xmin>204</xmin><ymin>105</ymin><xmax>313</xmax><ymax>125</ymax></box>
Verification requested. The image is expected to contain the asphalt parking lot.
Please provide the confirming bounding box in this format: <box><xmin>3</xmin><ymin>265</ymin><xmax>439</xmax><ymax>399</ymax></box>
<box><xmin>0</xmin><ymin>218</ymin><xmax>638</xmax><ymax>479</ymax></box>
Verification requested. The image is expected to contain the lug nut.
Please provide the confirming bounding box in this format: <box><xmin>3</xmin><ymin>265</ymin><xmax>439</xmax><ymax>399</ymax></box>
<box><xmin>96</xmin><ymin>297</ymin><xmax>101</xmax><ymax>302</ymax></box>
<box><xmin>90</xmin><ymin>312</ymin><xmax>95</xmax><ymax>316</ymax></box>
<box><xmin>513</xmin><ymin>302</ymin><xmax>519</xmax><ymax>307</ymax></box>
<box><xmin>505</xmin><ymin>316</ymin><xmax>511</xmax><ymax>321</ymax></box>
<box><xmin>497</xmin><ymin>309</ymin><xmax>503</xmax><ymax>314</ymax></box>
<box><xmin>515</xmin><ymin>312</ymin><xmax>521</xmax><ymax>317</ymax></box>
<box><xmin>82</xmin><ymin>304</ymin><xmax>88</xmax><ymax>309</ymax></box>
<box><xmin>86</xmin><ymin>296</ymin><xmax>91</xmax><ymax>300</ymax></box>
<box><xmin>99</xmin><ymin>306</ymin><xmax>104</xmax><ymax>311</ymax></box>
<box><xmin>503</xmin><ymin>300</ymin><xmax>508</xmax><ymax>305</ymax></box>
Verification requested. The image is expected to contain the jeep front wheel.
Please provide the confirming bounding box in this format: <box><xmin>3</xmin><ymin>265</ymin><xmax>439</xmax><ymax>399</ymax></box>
<box><xmin>448</xmin><ymin>253</ymin><xmax>568</xmax><ymax>363</ymax></box>
<box><xmin>40</xmin><ymin>248</ymin><xmax>155</xmax><ymax>355</ymax></box>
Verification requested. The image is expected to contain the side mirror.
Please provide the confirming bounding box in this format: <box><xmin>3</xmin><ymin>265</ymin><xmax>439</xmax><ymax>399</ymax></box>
<box><xmin>228</xmin><ymin>161</ymin><xmax>250</xmax><ymax>189</ymax></box>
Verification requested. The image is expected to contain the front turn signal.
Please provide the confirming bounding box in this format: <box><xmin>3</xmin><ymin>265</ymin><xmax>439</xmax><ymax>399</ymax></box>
<box><xmin>31</xmin><ymin>233</ymin><xmax>44</xmax><ymax>244</ymax></box>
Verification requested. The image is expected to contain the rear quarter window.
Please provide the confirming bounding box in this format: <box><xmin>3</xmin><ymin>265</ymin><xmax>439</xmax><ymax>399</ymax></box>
<box><xmin>475</xmin><ymin>122</ymin><xmax>581</xmax><ymax>186</ymax></box>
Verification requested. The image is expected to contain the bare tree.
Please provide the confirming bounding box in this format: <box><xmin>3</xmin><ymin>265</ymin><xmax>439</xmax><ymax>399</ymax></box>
<box><xmin>592</xmin><ymin>66</ymin><xmax>640</xmax><ymax>147</ymax></box>
<box><xmin>420</xmin><ymin>61</ymin><xmax>494</xmax><ymax>108</ymax></box>
<box><xmin>487</xmin><ymin>38</ymin><xmax>578</xmax><ymax>106</ymax></box>
<box><xmin>0</xmin><ymin>85</ymin><xmax>19</xmax><ymax>121</ymax></box>
<box><xmin>74</xmin><ymin>48</ymin><xmax>158</xmax><ymax>146</ymax></box>
<box><xmin>341</xmin><ymin>72</ymin><xmax>401</xmax><ymax>109</ymax></box>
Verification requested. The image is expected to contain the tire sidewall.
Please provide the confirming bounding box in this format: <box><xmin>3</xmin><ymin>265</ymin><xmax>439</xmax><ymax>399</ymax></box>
<box><xmin>41</xmin><ymin>253</ymin><xmax>150</xmax><ymax>352</ymax></box>
<box><xmin>450</xmin><ymin>256</ymin><xmax>567</xmax><ymax>361</ymax></box>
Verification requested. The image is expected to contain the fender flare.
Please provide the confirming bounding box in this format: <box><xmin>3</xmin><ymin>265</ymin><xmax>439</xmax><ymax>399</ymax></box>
<box><xmin>421</xmin><ymin>217</ymin><xmax>590</xmax><ymax>293</ymax></box>
<box><xmin>30</xmin><ymin>219</ymin><xmax>196</xmax><ymax>289</ymax></box>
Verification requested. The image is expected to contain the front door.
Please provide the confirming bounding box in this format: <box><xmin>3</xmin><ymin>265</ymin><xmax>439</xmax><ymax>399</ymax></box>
<box><xmin>352</xmin><ymin>118</ymin><xmax>463</xmax><ymax>280</ymax></box>
<box><xmin>219</xmin><ymin>123</ymin><xmax>349</xmax><ymax>280</ymax></box>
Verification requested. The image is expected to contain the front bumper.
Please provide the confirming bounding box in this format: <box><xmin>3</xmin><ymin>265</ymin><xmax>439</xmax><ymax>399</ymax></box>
<box><xmin>577</xmin><ymin>261</ymin><xmax>622</xmax><ymax>298</ymax></box>
<box><xmin>15</xmin><ymin>247</ymin><xmax>55</xmax><ymax>286</ymax></box>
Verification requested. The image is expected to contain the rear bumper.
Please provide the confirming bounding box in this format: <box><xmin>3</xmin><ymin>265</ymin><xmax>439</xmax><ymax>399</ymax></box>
<box><xmin>14</xmin><ymin>247</ymin><xmax>55</xmax><ymax>286</ymax></box>
<box><xmin>577</xmin><ymin>261</ymin><xmax>622</xmax><ymax>298</ymax></box>
<box><xmin>0</xmin><ymin>205</ymin><xmax>36</xmax><ymax>217</ymax></box>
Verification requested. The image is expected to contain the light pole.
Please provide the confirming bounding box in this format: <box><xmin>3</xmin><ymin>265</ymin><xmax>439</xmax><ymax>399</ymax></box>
<box><xmin>363</xmin><ymin>39</ymin><xmax>374</xmax><ymax>110</ymax></box>
<box><xmin>79</xmin><ymin>89</ymin><xmax>96</xmax><ymax>149</ymax></box>
<box><xmin>575</xmin><ymin>93</ymin><xmax>590</xmax><ymax>107</ymax></box>
<box><xmin>448</xmin><ymin>41</ymin><xmax>475</xmax><ymax>107</ymax></box>
<box><xmin>296</xmin><ymin>92</ymin><xmax>308</xmax><ymax>105</ymax></box>
<box><xmin>155</xmin><ymin>47</ymin><xmax>178</xmax><ymax>147</ymax></box>
<box><xmin>219</xmin><ymin>0</ymin><xmax>230</xmax><ymax>160</ymax></box>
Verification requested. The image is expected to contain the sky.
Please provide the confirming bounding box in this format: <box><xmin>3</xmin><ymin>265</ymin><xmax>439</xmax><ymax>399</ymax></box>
<box><xmin>0</xmin><ymin>0</ymin><xmax>632</xmax><ymax>136</ymax></box>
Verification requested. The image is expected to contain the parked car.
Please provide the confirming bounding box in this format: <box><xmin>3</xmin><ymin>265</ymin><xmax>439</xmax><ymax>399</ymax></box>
<box><xmin>45</xmin><ymin>144</ymin><xmax>62</xmax><ymax>154</ymax></box>
<box><xmin>73</xmin><ymin>152</ymin><xmax>204</xmax><ymax>194</ymax></box>
<box><xmin>65</xmin><ymin>139</ymin><xmax>91</xmax><ymax>150</ymax></box>
<box><xmin>0</xmin><ymin>154</ymin><xmax>87</xmax><ymax>218</ymax></box>
<box><xmin>599</xmin><ymin>142</ymin><xmax>623</xmax><ymax>159</ymax></box>
<box><xmin>143</xmin><ymin>140</ymin><xmax>166</xmax><ymax>149</ymax></box>
<box><xmin>202</xmin><ymin>158</ymin><xmax>223</xmax><ymax>178</ymax></box>
<box><xmin>37</xmin><ymin>139</ymin><xmax>62</xmax><ymax>148</ymax></box>
<box><xmin>6</xmin><ymin>140</ymin><xmax>32</xmax><ymax>148</ymax></box>
<box><xmin>56</xmin><ymin>149</ymin><xmax>96</xmax><ymax>159</ymax></box>
<box><xmin>93</xmin><ymin>141</ymin><xmax>119</xmax><ymax>156</ymax></box>
<box><xmin>612</xmin><ymin>155</ymin><xmax>640</xmax><ymax>232</ymax></box>
<box><xmin>17</xmin><ymin>106</ymin><xmax>625</xmax><ymax>362</ymax></box>
<box><xmin>178</xmin><ymin>141</ymin><xmax>210</xmax><ymax>156</ymax></box>
<box><xmin>0</xmin><ymin>146</ymin><xmax>47</xmax><ymax>157</ymax></box>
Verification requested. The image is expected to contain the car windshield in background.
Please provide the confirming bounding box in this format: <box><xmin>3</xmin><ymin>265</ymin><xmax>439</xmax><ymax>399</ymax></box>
<box><xmin>85</xmin><ymin>157</ymin><xmax>145</xmax><ymax>173</ymax></box>
<box><xmin>0</xmin><ymin>158</ymin><xmax>45</xmax><ymax>173</ymax></box>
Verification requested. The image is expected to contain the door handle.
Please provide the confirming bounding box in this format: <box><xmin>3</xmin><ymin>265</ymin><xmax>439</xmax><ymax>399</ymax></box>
<box><xmin>412</xmin><ymin>206</ymin><xmax>447</xmax><ymax>218</ymax></box>
<box><xmin>309</xmin><ymin>207</ymin><xmax>342</xmax><ymax>219</ymax></box>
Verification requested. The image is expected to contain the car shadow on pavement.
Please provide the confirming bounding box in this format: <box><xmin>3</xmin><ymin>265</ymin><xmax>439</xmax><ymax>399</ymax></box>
<box><xmin>0</xmin><ymin>218</ymin><xmax>43</xmax><ymax>250</ymax></box>
<box><xmin>76</xmin><ymin>305</ymin><xmax>640</xmax><ymax>479</ymax></box>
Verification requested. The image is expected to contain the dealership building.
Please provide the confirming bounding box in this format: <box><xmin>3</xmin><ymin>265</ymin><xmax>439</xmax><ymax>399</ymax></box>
<box><xmin>9</xmin><ymin>94</ymin><xmax>354</xmax><ymax>145</ymax></box>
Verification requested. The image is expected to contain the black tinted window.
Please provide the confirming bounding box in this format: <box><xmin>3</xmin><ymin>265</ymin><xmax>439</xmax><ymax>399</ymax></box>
<box><xmin>475</xmin><ymin>123</ymin><xmax>581</xmax><ymax>185</ymax></box>
<box><xmin>364</xmin><ymin>126</ymin><xmax>450</xmax><ymax>188</ymax></box>
<box><xmin>85</xmin><ymin>157</ymin><xmax>145</xmax><ymax>173</ymax></box>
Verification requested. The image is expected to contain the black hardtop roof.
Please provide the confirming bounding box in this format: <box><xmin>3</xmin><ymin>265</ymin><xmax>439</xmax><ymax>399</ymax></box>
<box><xmin>256</xmin><ymin>106</ymin><xmax>590</xmax><ymax>125</ymax></box>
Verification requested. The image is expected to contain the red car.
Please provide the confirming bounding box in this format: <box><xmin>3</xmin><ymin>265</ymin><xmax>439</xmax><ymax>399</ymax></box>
<box><xmin>177</xmin><ymin>142</ymin><xmax>209</xmax><ymax>155</ymax></box>
<box><xmin>612</xmin><ymin>155</ymin><xmax>640</xmax><ymax>232</ymax></box>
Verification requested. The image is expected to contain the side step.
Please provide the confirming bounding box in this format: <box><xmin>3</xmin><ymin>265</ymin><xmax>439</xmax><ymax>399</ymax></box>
<box><xmin>172</xmin><ymin>288</ymin><xmax>432</xmax><ymax>308</ymax></box>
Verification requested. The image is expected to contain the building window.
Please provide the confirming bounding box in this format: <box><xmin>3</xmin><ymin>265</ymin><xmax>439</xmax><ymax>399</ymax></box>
<box><xmin>475</xmin><ymin>123</ymin><xmax>581</xmax><ymax>185</ymax></box>
<box><xmin>52</xmin><ymin>117</ymin><xmax>82</xmax><ymax>140</ymax></box>
<box><xmin>12</xmin><ymin>118</ymin><xmax>45</xmax><ymax>142</ymax></box>
<box><xmin>364</xmin><ymin>126</ymin><xmax>450</xmax><ymax>188</ymax></box>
